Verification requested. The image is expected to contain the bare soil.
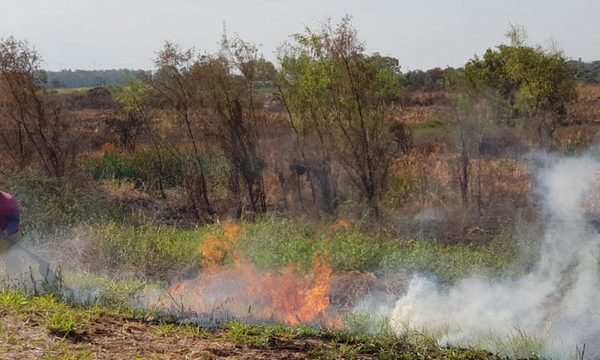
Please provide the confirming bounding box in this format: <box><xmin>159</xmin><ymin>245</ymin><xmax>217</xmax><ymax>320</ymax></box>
<box><xmin>0</xmin><ymin>302</ymin><xmax>508</xmax><ymax>360</ymax></box>
<box><xmin>0</xmin><ymin>310</ymin><xmax>318</xmax><ymax>359</ymax></box>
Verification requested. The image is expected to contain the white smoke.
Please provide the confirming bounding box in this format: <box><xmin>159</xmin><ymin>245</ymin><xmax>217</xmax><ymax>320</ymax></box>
<box><xmin>390</xmin><ymin>155</ymin><xmax>600</xmax><ymax>358</ymax></box>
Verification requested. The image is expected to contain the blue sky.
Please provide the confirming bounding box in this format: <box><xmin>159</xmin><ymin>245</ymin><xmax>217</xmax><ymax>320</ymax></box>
<box><xmin>0</xmin><ymin>0</ymin><xmax>598</xmax><ymax>70</ymax></box>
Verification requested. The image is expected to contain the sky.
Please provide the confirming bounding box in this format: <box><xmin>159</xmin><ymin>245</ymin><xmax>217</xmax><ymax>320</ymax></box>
<box><xmin>0</xmin><ymin>0</ymin><xmax>598</xmax><ymax>71</ymax></box>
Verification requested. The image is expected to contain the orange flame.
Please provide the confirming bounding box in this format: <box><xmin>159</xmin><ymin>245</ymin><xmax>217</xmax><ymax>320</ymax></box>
<box><xmin>100</xmin><ymin>142</ymin><xmax>115</xmax><ymax>154</ymax></box>
<box><xmin>166</xmin><ymin>221</ymin><xmax>337</xmax><ymax>326</ymax></box>
<box><xmin>197</xmin><ymin>221</ymin><xmax>242</xmax><ymax>268</ymax></box>
<box><xmin>330</xmin><ymin>218</ymin><xmax>352</xmax><ymax>231</ymax></box>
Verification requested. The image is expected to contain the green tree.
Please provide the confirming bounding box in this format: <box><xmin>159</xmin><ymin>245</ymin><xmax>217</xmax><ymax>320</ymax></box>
<box><xmin>370</xmin><ymin>53</ymin><xmax>401</xmax><ymax>75</ymax></box>
<box><xmin>255</xmin><ymin>57</ymin><xmax>277</xmax><ymax>83</ymax></box>
<box><xmin>453</xmin><ymin>25</ymin><xmax>576</xmax><ymax>141</ymax></box>
<box><xmin>278</xmin><ymin>16</ymin><xmax>409</xmax><ymax>216</ymax></box>
<box><xmin>111</xmin><ymin>79</ymin><xmax>171</xmax><ymax>198</ymax></box>
<box><xmin>447</xmin><ymin>25</ymin><xmax>577</xmax><ymax>209</ymax></box>
<box><xmin>109</xmin><ymin>79</ymin><xmax>152</xmax><ymax>151</ymax></box>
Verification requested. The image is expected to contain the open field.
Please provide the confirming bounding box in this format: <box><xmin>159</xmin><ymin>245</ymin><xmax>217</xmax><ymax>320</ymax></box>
<box><xmin>2</xmin><ymin>15</ymin><xmax>600</xmax><ymax>359</ymax></box>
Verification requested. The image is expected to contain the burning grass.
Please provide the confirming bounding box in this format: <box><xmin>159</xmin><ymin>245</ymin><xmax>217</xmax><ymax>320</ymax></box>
<box><xmin>138</xmin><ymin>220</ymin><xmax>516</xmax><ymax>331</ymax></box>
<box><xmin>84</xmin><ymin>215</ymin><xmax>516</xmax><ymax>286</ymax></box>
<box><xmin>0</xmin><ymin>171</ymin><xmax>524</xmax><ymax>356</ymax></box>
<box><xmin>0</xmin><ymin>203</ymin><xmax>518</xmax><ymax>334</ymax></box>
<box><xmin>161</xmin><ymin>221</ymin><xmax>338</xmax><ymax>326</ymax></box>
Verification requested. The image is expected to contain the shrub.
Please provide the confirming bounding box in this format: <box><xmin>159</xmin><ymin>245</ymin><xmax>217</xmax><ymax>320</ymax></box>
<box><xmin>84</xmin><ymin>150</ymin><xmax>231</xmax><ymax>194</ymax></box>
<box><xmin>84</xmin><ymin>150</ymin><xmax>184</xmax><ymax>189</ymax></box>
<box><xmin>0</xmin><ymin>171</ymin><xmax>127</xmax><ymax>235</ymax></box>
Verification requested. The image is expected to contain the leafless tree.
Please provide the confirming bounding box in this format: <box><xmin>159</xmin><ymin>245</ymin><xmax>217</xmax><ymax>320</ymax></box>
<box><xmin>193</xmin><ymin>36</ymin><xmax>267</xmax><ymax>216</ymax></box>
<box><xmin>0</xmin><ymin>36</ymin><xmax>75</xmax><ymax>177</ymax></box>
<box><xmin>150</xmin><ymin>42</ymin><xmax>215</xmax><ymax>220</ymax></box>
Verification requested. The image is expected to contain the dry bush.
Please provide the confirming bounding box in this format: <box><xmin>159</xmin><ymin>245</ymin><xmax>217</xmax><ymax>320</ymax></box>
<box><xmin>393</xmin><ymin>105</ymin><xmax>449</xmax><ymax>124</ymax></box>
<box><xmin>0</xmin><ymin>36</ymin><xmax>84</xmax><ymax>177</ymax></box>
<box><xmin>564</xmin><ymin>84</ymin><xmax>600</xmax><ymax>125</ymax></box>
<box><xmin>398</xmin><ymin>90</ymin><xmax>456</xmax><ymax>107</ymax></box>
<box><xmin>555</xmin><ymin>125</ymin><xmax>598</xmax><ymax>153</ymax></box>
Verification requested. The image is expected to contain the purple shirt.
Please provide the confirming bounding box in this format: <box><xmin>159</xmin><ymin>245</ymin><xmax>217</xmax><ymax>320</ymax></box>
<box><xmin>0</xmin><ymin>191</ymin><xmax>20</xmax><ymax>233</ymax></box>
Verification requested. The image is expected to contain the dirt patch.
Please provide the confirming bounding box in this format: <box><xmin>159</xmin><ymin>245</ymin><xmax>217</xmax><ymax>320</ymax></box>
<box><xmin>0</xmin><ymin>301</ymin><xmax>509</xmax><ymax>360</ymax></box>
<box><xmin>0</xmin><ymin>308</ymin><xmax>333</xmax><ymax>359</ymax></box>
<box><xmin>86</xmin><ymin>316</ymin><xmax>310</xmax><ymax>359</ymax></box>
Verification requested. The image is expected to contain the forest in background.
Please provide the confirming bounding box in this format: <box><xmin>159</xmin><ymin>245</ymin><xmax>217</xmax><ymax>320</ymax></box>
<box><xmin>43</xmin><ymin>60</ymin><xmax>600</xmax><ymax>89</ymax></box>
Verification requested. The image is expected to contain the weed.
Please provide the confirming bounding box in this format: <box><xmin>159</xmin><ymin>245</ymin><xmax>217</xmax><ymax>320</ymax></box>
<box><xmin>178</xmin><ymin>323</ymin><xmax>210</xmax><ymax>338</ymax></box>
<box><xmin>44</xmin><ymin>310</ymin><xmax>79</xmax><ymax>337</ymax></box>
<box><xmin>0</xmin><ymin>290</ymin><xmax>28</xmax><ymax>309</ymax></box>
<box><xmin>153</xmin><ymin>321</ymin><xmax>176</xmax><ymax>336</ymax></box>
<box><xmin>223</xmin><ymin>321</ymin><xmax>271</xmax><ymax>347</ymax></box>
<box><xmin>342</xmin><ymin>311</ymin><xmax>393</xmax><ymax>335</ymax></box>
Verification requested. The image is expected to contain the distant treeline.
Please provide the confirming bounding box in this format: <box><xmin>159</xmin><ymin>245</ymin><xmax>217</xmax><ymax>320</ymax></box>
<box><xmin>571</xmin><ymin>60</ymin><xmax>600</xmax><ymax>84</ymax></box>
<box><xmin>46</xmin><ymin>69</ymin><xmax>149</xmax><ymax>88</ymax></box>
<box><xmin>44</xmin><ymin>61</ymin><xmax>600</xmax><ymax>90</ymax></box>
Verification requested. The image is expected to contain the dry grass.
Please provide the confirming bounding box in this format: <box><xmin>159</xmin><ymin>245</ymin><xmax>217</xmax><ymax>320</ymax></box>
<box><xmin>565</xmin><ymin>84</ymin><xmax>600</xmax><ymax>125</ymax></box>
<box><xmin>394</xmin><ymin>105</ymin><xmax>449</xmax><ymax>124</ymax></box>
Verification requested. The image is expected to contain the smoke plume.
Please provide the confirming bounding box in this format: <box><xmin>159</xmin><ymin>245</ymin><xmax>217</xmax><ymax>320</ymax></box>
<box><xmin>390</xmin><ymin>155</ymin><xmax>600</xmax><ymax>357</ymax></box>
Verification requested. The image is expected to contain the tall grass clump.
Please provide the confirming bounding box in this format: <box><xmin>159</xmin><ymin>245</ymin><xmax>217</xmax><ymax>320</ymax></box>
<box><xmin>83</xmin><ymin>150</ymin><xmax>231</xmax><ymax>194</ymax></box>
<box><xmin>234</xmin><ymin>216</ymin><xmax>515</xmax><ymax>280</ymax></box>
<box><xmin>61</xmin><ymin>270</ymin><xmax>162</xmax><ymax>310</ymax></box>
<box><xmin>85</xmin><ymin>150</ymin><xmax>184</xmax><ymax>188</ymax></box>
<box><xmin>237</xmin><ymin>216</ymin><xmax>388</xmax><ymax>271</ymax></box>
<box><xmin>94</xmin><ymin>222</ymin><xmax>204</xmax><ymax>279</ymax></box>
<box><xmin>237</xmin><ymin>216</ymin><xmax>319</xmax><ymax>270</ymax></box>
<box><xmin>380</xmin><ymin>236</ymin><xmax>516</xmax><ymax>283</ymax></box>
<box><xmin>0</xmin><ymin>171</ymin><xmax>128</xmax><ymax>236</ymax></box>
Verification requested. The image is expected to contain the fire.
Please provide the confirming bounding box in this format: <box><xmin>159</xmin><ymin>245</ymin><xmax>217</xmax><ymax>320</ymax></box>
<box><xmin>100</xmin><ymin>142</ymin><xmax>115</xmax><ymax>154</ymax></box>
<box><xmin>166</xmin><ymin>221</ymin><xmax>337</xmax><ymax>326</ymax></box>
<box><xmin>330</xmin><ymin>218</ymin><xmax>351</xmax><ymax>231</ymax></box>
<box><xmin>196</xmin><ymin>220</ymin><xmax>242</xmax><ymax>267</ymax></box>
<box><xmin>260</xmin><ymin>254</ymin><xmax>332</xmax><ymax>325</ymax></box>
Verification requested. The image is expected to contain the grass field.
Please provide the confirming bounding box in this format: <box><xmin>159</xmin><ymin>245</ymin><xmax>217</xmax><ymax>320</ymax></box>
<box><xmin>0</xmin><ymin>290</ymin><xmax>516</xmax><ymax>359</ymax></box>
<box><xmin>0</xmin><ymin>171</ymin><xmax>537</xmax><ymax>359</ymax></box>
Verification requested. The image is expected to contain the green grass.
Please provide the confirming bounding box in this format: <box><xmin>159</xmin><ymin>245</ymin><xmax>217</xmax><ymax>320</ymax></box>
<box><xmin>218</xmin><ymin>319</ymin><xmax>507</xmax><ymax>360</ymax></box>
<box><xmin>0</xmin><ymin>290</ymin><xmax>28</xmax><ymax>309</ymax></box>
<box><xmin>94</xmin><ymin>222</ymin><xmax>204</xmax><ymax>279</ymax></box>
<box><xmin>379</xmin><ymin>236</ymin><xmax>516</xmax><ymax>282</ymax></box>
<box><xmin>0</xmin><ymin>165</ymin><xmax>530</xmax><ymax>360</ymax></box>
<box><xmin>0</xmin><ymin>291</ymin><xmax>90</xmax><ymax>338</ymax></box>
<box><xmin>0</xmin><ymin>267</ymin><xmax>554</xmax><ymax>358</ymax></box>
<box><xmin>83</xmin><ymin>215</ymin><xmax>518</xmax><ymax>283</ymax></box>
<box><xmin>44</xmin><ymin>310</ymin><xmax>79</xmax><ymax>337</ymax></box>
<box><xmin>236</xmin><ymin>216</ymin><xmax>515</xmax><ymax>282</ymax></box>
<box><xmin>476</xmin><ymin>329</ymin><xmax>546</xmax><ymax>360</ymax></box>
<box><xmin>83</xmin><ymin>150</ymin><xmax>185</xmax><ymax>189</ymax></box>
<box><xmin>61</xmin><ymin>271</ymin><xmax>162</xmax><ymax>310</ymax></box>
<box><xmin>0</xmin><ymin>171</ymin><xmax>518</xmax><ymax>284</ymax></box>
<box><xmin>0</xmin><ymin>171</ymin><xmax>130</xmax><ymax>235</ymax></box>
<box><xmin>0</xmin><ymin>289</ymin><xmax>510</xmax><ymax>360</ymax></box>
<box><xmin>82</xmin><ymin>150</ymin><xmax>231</xmax><ymax>193</ymax></box>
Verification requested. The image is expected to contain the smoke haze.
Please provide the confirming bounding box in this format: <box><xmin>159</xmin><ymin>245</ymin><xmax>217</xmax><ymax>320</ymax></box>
<box><xmin>390</xmin><ymin>154</ymin><xmax>600</xmax><ymax>357</ymax></box>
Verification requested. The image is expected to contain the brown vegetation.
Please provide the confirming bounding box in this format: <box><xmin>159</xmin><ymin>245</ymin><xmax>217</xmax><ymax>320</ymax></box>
<box><xmin>1</xmin><ymin>23</ymin><xmax>598</xmax><ymax>242</ymax></box>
